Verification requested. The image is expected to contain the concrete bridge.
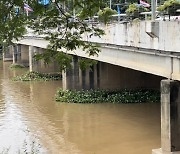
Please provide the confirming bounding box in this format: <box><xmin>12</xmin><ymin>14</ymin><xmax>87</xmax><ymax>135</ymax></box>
<box><xmin>3</xmin><ymin>20</ymin><xmax>180</xmax><ymax>154</ymax></box>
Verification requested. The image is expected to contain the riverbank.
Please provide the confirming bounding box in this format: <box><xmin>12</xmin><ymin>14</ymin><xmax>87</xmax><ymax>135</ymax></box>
<box><xmin>56</xmin><ymin>89</ymin><xmax>160</xmax><ymax>103</ymax></box>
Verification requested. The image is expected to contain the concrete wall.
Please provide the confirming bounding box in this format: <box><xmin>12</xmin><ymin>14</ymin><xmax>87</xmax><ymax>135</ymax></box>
<box><xmin>31</xmin><ymin>48</ymin><xmax>60</xmax><ymax>73</ymax></box>
<box><xmin>63</xmin><ymin>58</ymin><xmax>163</xmax><ymax>90</ymax></box>
<box><xmin>98</xmin><ymin>62</ymin><xmax>163</xmax><ymax>90</ymax></box>
<box><xmin>3</xmin><ymin>46</ymin><xmax>13</xmax><ymax>61</ymax></box>
<box><xmin>18</xmin><ymin>21</ymin><xmax>180</xmax><ymax>53</ymax></box>
<box><xmin>86</xmin><ymin>21</ymin><xmax>180</xmax><ymax>52</ymax></box>
<box><xmin>20</xmin><ymin>45</ymin><xmax>29</xmax><ymax>66</ymax></box>
<box><xmin>14</xmin><ymin>45</ymin><xmax>59</xmax><ymax>73</ymax></box>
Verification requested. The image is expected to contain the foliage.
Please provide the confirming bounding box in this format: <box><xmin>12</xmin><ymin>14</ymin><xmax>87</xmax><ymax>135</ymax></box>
<box><xmin>0</xmin><ymin>0</ymin><xmax>105</xmax><ymax>71</ymax></box>
<box><xmin>97</xmin><ymin>7</ymin><xmax>117</xmax><ymax>24</ymax></box>
<box><xmin>78</xmin><ymin>58</ymin><xmax>97</xmax><ymax>71</ymax></box>
<box><xmin>56</xmin><ymin>89</ymin><xmax>160</xmax><ymax>103</ymax></box>
<box><xmin>34</xmin><ymin>50</ymin><xmax>73</xmax><ymax>71</ymax></box>
<box><xmin>0</xmin><ymin>0</ymin><xmax>27</xmax><ymax>47</ymax></box>
<box><xmin>12</xmin><ymin>71</ymin><xmax>62</xmax><ymax>81</ymax></box>
<box><xmin>157</xmin><ymin>0</ymin><xmax>180</xmax><ymax>15</ymax></box>
<box><xmin>126</xmin><ymin>3</ymin><xmax>138</xmax><ymax>14</ymax></box>
<box><xmin>126</xmin><ymin>3</ymin><xmax>149</xmax><ymax>19</ymax></box>
<box><xmin>28</xmin><ymin>0</ymin><xmax>105</xmax><ymax>71</ymax></box>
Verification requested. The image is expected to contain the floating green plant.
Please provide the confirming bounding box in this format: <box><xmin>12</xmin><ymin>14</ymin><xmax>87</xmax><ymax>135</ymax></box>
<box><xmin>9</xmin><ymin>63</ymin><xmax>26</xmax><ymax>69</ymax></box>
<box><xmin>56</xmin><ymin>89</ymin><xmax>160</xmax><ymax>103</ymax></box>
<box><xmin>12</xmin><ymin>71</ymin><xmax>62</xmax><ymax>81</ymax></box>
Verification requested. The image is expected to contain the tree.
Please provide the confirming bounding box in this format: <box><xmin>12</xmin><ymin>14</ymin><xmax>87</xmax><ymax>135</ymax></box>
<box><xmin>0</xmin><ymin>0</ymin><xmax>105</xmax><ymax>71</ymax></box>
<box><xmin>0</xmin><ymin>0</ymin><xmax>26</xmax><ymax>46</ymax></box>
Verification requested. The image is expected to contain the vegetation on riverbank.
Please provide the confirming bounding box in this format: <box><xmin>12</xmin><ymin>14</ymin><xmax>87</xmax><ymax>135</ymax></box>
<box><xmin>9</xmin><ymin>63</ymin><xmax>26</xmax><ymax>69</ymax></box>
<box><xmin>56</xmin><ymin>89</ymin><xmax>160</xmax><ymax>103</ymax></box>
<box><xmin>12</xmin><ymin>71</ymin><xmax>62</xmax><ymax>81</ymax></box>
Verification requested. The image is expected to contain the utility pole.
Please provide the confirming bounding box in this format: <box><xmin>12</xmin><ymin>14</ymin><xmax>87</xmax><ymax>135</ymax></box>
<box><xmin>110</xmin><ymin>0</ymin><xmax>112</xmax><ymax>9</ymax></box>
<box><xmin>151</xmin><ymin>0</ymin><xmax>156</xmax><ymax>20</ymax></box>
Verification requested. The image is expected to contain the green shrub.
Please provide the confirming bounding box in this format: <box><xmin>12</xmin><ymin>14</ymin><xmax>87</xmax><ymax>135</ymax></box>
<box><xmin>157</xmin><ymin>0</ymin><xmax>180</xmax><ymax>15</ymax></box>
<box><xmin>126</xmin><ymin>3</ymin><xmax>149</xmax><ymax>19</ymax></box>
<box><xmin>98</xmin><ymin>7</ymin><xmax>117</xmax><ymax>24</ymax></box>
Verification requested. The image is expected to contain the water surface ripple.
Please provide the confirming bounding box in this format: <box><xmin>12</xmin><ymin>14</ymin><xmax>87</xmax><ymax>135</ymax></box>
<box><xmin>0</xmin><ymin>61</ymin><xmax>160</xmax><ymax>154</ymax></box>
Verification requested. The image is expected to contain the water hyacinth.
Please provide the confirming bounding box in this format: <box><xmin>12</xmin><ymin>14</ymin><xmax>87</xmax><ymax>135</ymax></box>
<box><xmin>12</xmin><ymin>71</ymin><xmax>62</xmax><ymax>81</ymax></box>
<box><xmin>9</xmin><ymin>64</ymin><xmax>26</xmax><ymax>69</ymax></box>
<box><xmin>56</xmin><ymin>89</ymin><xmax>160</xmax><ymax>104</ymax></box>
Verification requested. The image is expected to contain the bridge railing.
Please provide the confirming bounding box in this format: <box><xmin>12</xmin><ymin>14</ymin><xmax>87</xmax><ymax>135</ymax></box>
<box><xmin>82</xmin><ymin>11</ymin><xmax>179</xmax><ymax>24</ymax></box>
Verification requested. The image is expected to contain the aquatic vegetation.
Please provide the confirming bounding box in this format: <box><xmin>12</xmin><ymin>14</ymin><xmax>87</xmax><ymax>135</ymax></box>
<box><xmin>12</xmin><ymin>71</ymin><xmax>62</xmax><ymax>81</ymax></box>
<box><xmin>56</xmin><ymin>89</ymin><xmax>160</xmax><ymax>103</ymax></box>
<box><xmin>9</xmin><ymin>63</ymin><xmax>26</xmax><ymax>69</ymax></box>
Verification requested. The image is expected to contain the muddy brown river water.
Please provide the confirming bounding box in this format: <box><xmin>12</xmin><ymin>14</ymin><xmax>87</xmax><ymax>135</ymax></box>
<box><xmin>0</xmin><ymin>61</ymin><xmax>160</xmax><ymax>154</ymax></box>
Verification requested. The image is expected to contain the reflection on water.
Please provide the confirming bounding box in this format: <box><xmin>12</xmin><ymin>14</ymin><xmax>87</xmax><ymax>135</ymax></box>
<box><xmin>0</xmin><ymin>61</ymin><xmax>161</xmax><ymax>154</ymax></box>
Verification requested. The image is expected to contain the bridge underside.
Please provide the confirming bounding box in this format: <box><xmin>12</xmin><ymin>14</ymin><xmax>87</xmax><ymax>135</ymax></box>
<box><xmin>17</xmin><ymin>38</ymin><xmax>180</xmax><ymax>81</ymax></box>
<box><xmin>62</xmin><ymin>56</ymin><xmax>163</xmax><ymax>90</ymax></box>
<box><xmin>10</xmin><ymin>44</ymin><xmax>164</xmax><ymax>90</ymax></box>
<box><xmin>68</xmin><ymin>45</ymin><xmax>180</xmax><ymax>81</ymax></box>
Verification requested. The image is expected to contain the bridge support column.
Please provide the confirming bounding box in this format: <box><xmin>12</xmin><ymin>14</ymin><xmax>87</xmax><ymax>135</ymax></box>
<box><xmin>3</xmin><ymin>46</ymin><xmax>13</xmax><ymax>61</ymax></box>
<box><xmin>62</xmin><ymin>56</ymin><xmax>99</xmax><ymax>90</ymax></box>
<box><xmin>18</xmin><ymin>45</ymin><xmax>29</xmax><ymax>67</ymax></box>
<box><xmin>152</xmin><ymin>80</ymin><xmax>180</xmax><ymax>154</ymax></box>
<box><xmin>29</xmin><ymin>47</ymin><xmax>60</xmax><ymax>73</ymax></box>
<box><xmin>62</xmin><ymin>56</ymin><xmax>80</xmax><ymax>90</ymax></box>
<box><xmin>29</xmin><ymin>46</ymin><xmax>38</xmax><ymax>72</ymax></box>
<box><xmin>13</xmin><ymin>45</ymin><xmax>18</xmax><ymax>64</ymax></box>
<box><xmin>78</xmin><ymin>64</ymin><xmax>99</xmax><ymax>90</ymax></box>
<box><xmin>12</xmin><ymin>44</ymin><xmax>21</xmax><ymax>64</ymax></box>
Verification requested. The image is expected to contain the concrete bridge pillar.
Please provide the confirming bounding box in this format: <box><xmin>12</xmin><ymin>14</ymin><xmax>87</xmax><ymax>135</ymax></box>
<box><xmin>3</xmin><ymin>45</ymin><xmax>13</xmax><ymax>61</ymax></box>
<box><xmin>13</xmin><ymin>44</ymin><xmax>21</xmax><ymax>65</ymax></box>
<box><xmin>31</xmin><ymin>48</ymin><xmax>59</xmax><ymax>73</ymax></box>
<box><xmin>62</xmin><ymin>60</ymin><xmax>162</xmax><ymax>91</ymax></box>
<box><xmin>62</xmin><ymin>56</ymin><xmax>99</xmax><ymax>90</ymax></box>
<box><xmin>12</xmin><ymin>44</ymin><xmax>22</xmax><ymax>64</ymax></box>
<box><xmin>62</xmin><ymin>55</ymin><xmax>80</xmax><ymax>90</ymax></box>
<box><xmin>15</xmin><ymin>45</ymin><xmax>29</xmax><ymax>67</ymax></box>
<box><xmin>29</xmin><ymin>46</ymin><xmax>35</xmax><ymax>72</ymax></box>
<box><xmin>152</xmin><ymin>80</ymin><xmax>180</xmax><ymax>154</ymax></box>
<box><xmin>13</xmin><ymin>45</ymin><xmax>18</xmax><ymax>64</ymax></box>
<box><xmin>78</xmin><ymin>64</ymin><xmax>99</xmax><ymax>90</ymax></box>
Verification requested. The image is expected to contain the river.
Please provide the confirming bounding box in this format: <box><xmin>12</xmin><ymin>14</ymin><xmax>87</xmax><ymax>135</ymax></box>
<box><xmin>0</xmin><ymin>61</ymin><xmax>160</xmax><ymax>154</ymax></box>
